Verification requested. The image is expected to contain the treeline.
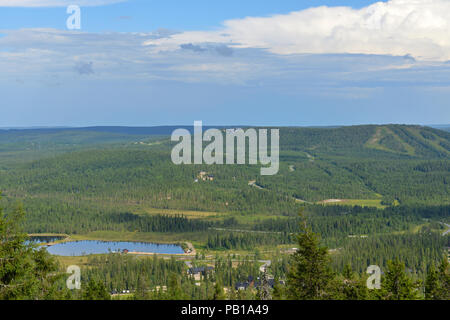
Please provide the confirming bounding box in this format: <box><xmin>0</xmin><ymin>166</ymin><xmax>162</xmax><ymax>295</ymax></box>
<box><xmin>282</xmin><ymin>215</ymin><xmax>450</xmax><ymax>300</ymax></box>
<box><xmin>10</xmin><ymin>198</ymin><xmax>210</xmax><ymax>234</ymax></box>
<box><xmin>251</xmin><ymin>205</ymin><xmax>450</xmax><ymax>276</ymax></box>
<box><xmin>81</xmin><ymin>253</ymin><xmax>262</xmax><ymax>298</ymax></box>
<box><xmin>83</xmin><ymin>254</ymin><xmax>185</xmax><ymax>292</ymax></box>
<box><xmin>331</xmin><ymin>232</ymin><xmax>450</xmax><ymax>277</ymax></box>
<box><xmin>75</xmin><ymin>218</ymin><xmax>450</xmax><ymax>301</ymax></box>
<box><xmin>2</xmin><ymin>203</ymin><xmax>449</xmax><ymax>300</ymax></box>
<box><xmin>253</xmin><ymin>205</ymin><xmax>449</xmax><ymax>238</ymax></box>
<box><xmin>206</xmin><ymin>232</ymin><xmax>293</xmax><ymax>250</ymax></box>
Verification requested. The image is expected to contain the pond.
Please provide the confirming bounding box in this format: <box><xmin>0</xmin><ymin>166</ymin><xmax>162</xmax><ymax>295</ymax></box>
<box><xmin>45</xmin><ymin>240</ymin><xmax>185</xmax><ymax>256</ymax></box>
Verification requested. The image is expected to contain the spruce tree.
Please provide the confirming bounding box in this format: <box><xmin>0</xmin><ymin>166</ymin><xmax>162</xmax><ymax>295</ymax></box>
<box><xmin>425</xmin><ymin>263</ymin><xmax>440</xmax><ymax>300</ymax></box>
<box><xmin>426</xmin><ymin>258</ymin><xmax>450</xmax><ymax>300</ymax></box>
<box><xmin>437</xmin><ymin>257</ymin><xmax>450</xmax><ymax>300</ymax></box>
<box><xmin>0</xmin><ymin>200</ymin><xmax>64</xmax><ymax>300</ymax></box>
<box><xmin>272</xmin><ymin>276</ymin><xmax>286</xmax><ymax>300</ymax></box>
<box><xmin>381</xmin><ymin>259</ymin><xmax>419</xmax><ymax>300</ymax></box>
<box><xmin>212</xmin><ymin>280</ymin><xmax>225</xmax><ymax>300</ymax></box>
<box><xmin>82</xmin><ymin>278</ymin><xmax>111</xmax><ymax>300</ymax></box>
<box><xmin>286</xmin><ymin>213</ymin><xmax>334</xmax><ymax>300</ymax></box>
<box><xmin>167</xmin><ymin>273</ymin><xmax>184</xmax><ymax>299</ymax></box>
<box><xmin>336</xmin><ymin>264</ymin><xmax>369</xmax><ymax>300</ymax></box>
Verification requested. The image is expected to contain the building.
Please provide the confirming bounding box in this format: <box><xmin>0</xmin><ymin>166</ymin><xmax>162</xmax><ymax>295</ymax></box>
<box><xmin>234</xmin><ymin>276</ymin><xmax>284</xmax><ymax>291</ymax></box>
<box><xmin>187</xmin><ymin>266</ymin><xmax>214</xmax><ymax>281</ymax></box>
<box><xmin>197</xmin><ymin>172</ymin><xmax>214</xmax><ymax>181</ymax></box>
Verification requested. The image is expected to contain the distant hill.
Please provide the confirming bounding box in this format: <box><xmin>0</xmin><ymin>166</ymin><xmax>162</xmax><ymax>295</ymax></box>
<box><xmin>280</xmin><ymin>124</ymin><xmax>450</xmax><ymax>159</ymax></box>
<box><xmin>0</xmin><ymin>125</ymin><xmax>230</xmax><ymax>152</ymax></box>
<box><xmin>0</xmin><ymin>125</ymin><xmax>233</xmax><ymax>136</ymax></box>
<box><xmin>1</xmin><ymin>124</ymin><xmax>449</xmax><ymax>159</ymax></box>
<box><xmin>0</xmin><ymin>124</ymin><xmax>448</xmax><ymax>210</ymax></box>
<box><xmin>431</xmin><ymin>125</ymin><xmax>450</xmax><ymax>132</ymax></box>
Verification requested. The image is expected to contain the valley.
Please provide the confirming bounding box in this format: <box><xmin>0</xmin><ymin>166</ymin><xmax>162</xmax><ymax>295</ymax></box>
<box><xmin>0</xmin><ymin>124</ymin><xmax>449</xmax><ymax>299</ymax></box>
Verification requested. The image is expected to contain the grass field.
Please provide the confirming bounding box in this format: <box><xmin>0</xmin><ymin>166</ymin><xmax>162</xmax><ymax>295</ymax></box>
<box><xmin>55</xmin><ymin>255</ymin><xmax>92</xmax><ymax>268</ymax></box>
<box><xmin>137</xmin><ymin>207</ymin><xmax>220</xmax><ymax>219</ymax></box>
<box><xmin>317</xmin><ymin>198</ymin><xmax>386</xmax><ymax>209</ymax></box>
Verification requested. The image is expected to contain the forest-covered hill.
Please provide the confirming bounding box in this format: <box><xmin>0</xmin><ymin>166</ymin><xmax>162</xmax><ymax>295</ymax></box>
<box><xmin>1</xmin><ymin>125</ymin><xmax>448</xmax><ymax>211</ymax></box>
<box><xmin>0</xmin><ymin>124</ymin><xmax>448</xmax><ymax>281</ymax></box>
<box><xmin>1</xmin><ymin>124</ymin><xmax>448</xmax><ymax>157</ymax></box>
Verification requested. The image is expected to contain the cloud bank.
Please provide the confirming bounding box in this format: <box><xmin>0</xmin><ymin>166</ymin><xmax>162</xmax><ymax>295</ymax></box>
<box><xmin>1</xmin><ymin>1</ymin><xmax>450</xmax><ymax>92</ymax></box>
<box><xmin>1</xmin><ymin>2</ymin><xmax>449</xmax><ymax>126</ymax></box>
<box><xmin>74</xmin><ymin>61</ymin><xmax>94</xmax><ymax>75</ymax></box>
<box><xmin>144</xmin><ymin>0</ymin><xmax>450</xmax><ymax>61</ymax></box>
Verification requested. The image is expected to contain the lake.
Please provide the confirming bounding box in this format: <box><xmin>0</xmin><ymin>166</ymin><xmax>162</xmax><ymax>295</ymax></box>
<box><xmin>45</xmin><ymin>240</ymin><xmax>185</xmax><ymax>256</ymax></box>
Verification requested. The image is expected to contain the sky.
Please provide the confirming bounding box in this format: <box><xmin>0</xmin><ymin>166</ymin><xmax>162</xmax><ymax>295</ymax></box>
<box><xmin>0</xmin><ymin>0</ymin><xmax>449</xmax><ymax>127</ymax></box>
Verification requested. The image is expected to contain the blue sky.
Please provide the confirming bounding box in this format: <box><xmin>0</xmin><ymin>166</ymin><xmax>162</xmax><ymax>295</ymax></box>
<box><xmin>0</xmin><ymin>1</ymin><xmax>386</xmax><ymax>31</ymax></box>
<box><xmin>0</xmin><ymin>0</ymin><xmax>449</xmax><ymax>127</ymax></box>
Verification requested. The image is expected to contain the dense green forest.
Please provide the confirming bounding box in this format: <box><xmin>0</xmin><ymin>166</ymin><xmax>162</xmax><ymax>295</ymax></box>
<box><xmin>1</xmin><ymin>206</ymin><xmax>448</xmax><ymax>300</ymax></box>
<box><xmin>0</xmin><ymin>124</ymin><xmax>448</xmax><ymax>300</ymax></box>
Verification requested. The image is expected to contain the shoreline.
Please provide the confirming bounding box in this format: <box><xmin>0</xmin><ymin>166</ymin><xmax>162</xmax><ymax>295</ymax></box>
<box><xmin>29</xmin><ymin>233</ymin><xmax>195</xmax><ymax>256</ymax></box>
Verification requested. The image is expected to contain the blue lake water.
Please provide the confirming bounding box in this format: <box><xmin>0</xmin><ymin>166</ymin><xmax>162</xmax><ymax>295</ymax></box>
<box><xmin>45</xmin><ymin>240</ymin><xmax>184</xmax><ymax>256</ymax></box>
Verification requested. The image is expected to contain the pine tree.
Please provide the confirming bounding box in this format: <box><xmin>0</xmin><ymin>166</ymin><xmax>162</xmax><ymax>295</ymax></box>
<box><xmin>437</xmin><ymin>257</ymin><xmax>450</xmax><ymax>300</ymax></box>
<box><xmin>425</xmin><ymin>263</ymin><xmax>440</xmax><ymax>300</ymax></box>
<box><xmin>0</xmin><ymin>200</ymin><xmax>64</xmax><ymax>300</ymax></box>
<box><xmin>381</xmin><ymin>259</ymin><xmax>419</xmax><ymax>300</ymax></box>
<box><xmin>212</xmin><ymin>280</ymin><xmax>225</xmax><ymax>300</ymax></box>
<box><xmin>82</xmin><ymin>279</ymin><xmax>111</xmax><ymax>300</ymax></box>
<box><xmin>167</xmin><ymin>273</ymin><xmax>184</xmax><ymax>300</ymax></box>
<box><xmin>426</xmin><ymin>258</ymin><xmax>450</xmax><ymax>300</ymax></box>
<box><xmin>134</xmin><ymin>276</ymin><xmax>150</xmax><ymax>300</ymax></box>
<box><xmin>336</xmin><ymin>264</ymin><xmax>369</xmax><ymax>300</ymax></box>
<box><xmin>287</xmin><ymin>212</ymin><xmax>334</xmax><ymax>300</ymax></box>
<box><xmin>272</xmin><ymin>277</ymin><xmax>286</xmax><ymax>300</ymax></box>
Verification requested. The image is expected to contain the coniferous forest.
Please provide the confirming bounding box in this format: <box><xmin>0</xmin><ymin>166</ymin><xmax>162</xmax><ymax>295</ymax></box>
<box><xmin>0</xmin><ymin>125</ymin><xmax>449</xmax><ymax>300</ymax></box>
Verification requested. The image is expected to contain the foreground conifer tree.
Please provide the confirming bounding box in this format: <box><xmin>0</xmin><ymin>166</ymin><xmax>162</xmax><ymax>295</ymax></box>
<box><xmin>0</xmin><ymin>194</ymin><xmax>66</xmax><ymax>300</ymax></box>
<box><xmin>425</xmin><ymin>258</ymin><xmax>450</xmax><ymax>300</ymax></box>
<box><xmin>287</xmin><ymin>212</ymin><xmax>334</xmax><ymax>300</ymax></box>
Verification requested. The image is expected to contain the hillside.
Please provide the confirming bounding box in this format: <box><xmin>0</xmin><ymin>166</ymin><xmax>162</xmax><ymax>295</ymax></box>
<box><xmin>0</xmin><ymin>125</ymin><xmax>448</xmax><ymax>225</ymax></box>
<box><xmin>0</xmin><ymin>124</ymin><xmax>448</xmax><ymax>281</ymax></box>
<box><xmin>2</xmin><ymin>124</ymin><xmax>448</xmax><ymax>157</ymax></box>
<box><xmin>279</xmin><ymin>124</ymin><xmax>450</xmax><ymax>158</ymax></box>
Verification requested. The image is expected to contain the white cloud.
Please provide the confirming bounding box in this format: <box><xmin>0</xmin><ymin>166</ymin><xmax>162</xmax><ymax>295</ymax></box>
<box><xmin>144</xmin><ymin>0</ymin><xmax>450</xmax><ymax>61</ymax></box>
<box><xmin>0</xmin><ymin>0</ymin><xmax>126</xmax><ymax>7</ymax></box>
<box><xmin>2</xmin><ymin>26</ymin><xmax>450</xmax><ymax>89</ymax></box>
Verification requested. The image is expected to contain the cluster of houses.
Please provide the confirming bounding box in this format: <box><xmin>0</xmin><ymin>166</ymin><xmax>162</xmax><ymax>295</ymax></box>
<box><xmin>187</xmin><ymin>266</ymin><xmax>285</xmax><ymax>291</ymax></box>
<box><xmin>110</xmin><ymin>266</ymin><xmax>285</xmax><ymax>296</ymax></box>
<box><xmin>195</xmin><ymin>171</ymin><xmax>215</xmax><ymax>182</ymax></box>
